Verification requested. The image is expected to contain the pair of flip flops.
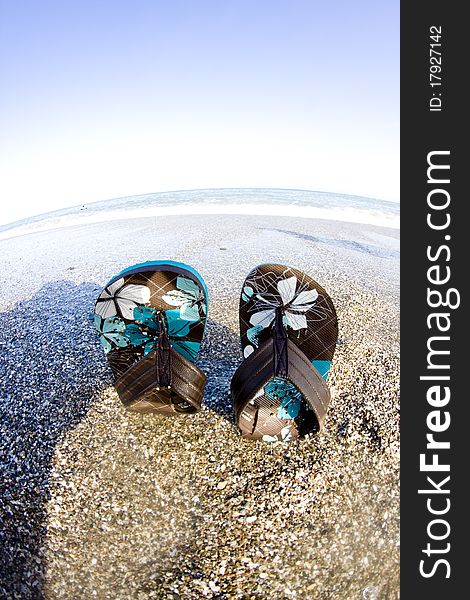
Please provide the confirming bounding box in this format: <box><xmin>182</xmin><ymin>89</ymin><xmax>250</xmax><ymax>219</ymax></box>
<box><xmin>93</xmin><ymin>261</ymin><xmax>338</xmax><ymax>441</ymax></box>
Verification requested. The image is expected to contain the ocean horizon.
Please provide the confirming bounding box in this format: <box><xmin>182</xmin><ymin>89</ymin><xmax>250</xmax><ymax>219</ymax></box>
<box><xmin>0</xmin><ymin>188</ymin><xmax>400</xmax><ymax>240</ymax></box>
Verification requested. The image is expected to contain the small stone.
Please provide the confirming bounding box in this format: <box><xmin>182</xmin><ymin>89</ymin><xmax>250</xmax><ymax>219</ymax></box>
<box><xmin>0</xmin><ymin>212</ymin><xmax>399</xmax><ymax>599</ymax></box>
<box><xmin>246</xmin><ymin>516</ymin><xmax>257</xmax><ymax>523</ymax></box>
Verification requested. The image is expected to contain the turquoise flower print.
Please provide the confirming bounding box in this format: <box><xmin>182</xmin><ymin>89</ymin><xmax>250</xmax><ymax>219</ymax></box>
<box><xmin>126</xmin><ymin>306</ymin><xmax>163</xmax><ymax>355</ymax></box>
<box><xmin>123</xmin><ymin>323</ymin><xmax>153</xmax><ymax>353</ymax></box>
<box><xmin>243</xmin><ymin>323</ymin><xmax>264</xmax><ymax>358</ymax></box>
<box><xmin>241</xmin><ymin>285</ymin><xmax>254</xmax><ymax>302</ymax></box>
<box><xmin>247</xmin><ymin>324</ymin><xmax>263</xmax><ymax>347</ymax></box>
<box><xmin>165</xmin><ymin>310</ymin><xmax>200</xmax><ymax>361</ymax></box>
<box><xmin>265</xmin><ymin>377</ymin><xmax>302</xmax><ymax>419</ymax></box>
<box><xmin>126</xmin><ymin>306</ymin><xmax>200</xmax><ymax>362</ymax></box>
<box><xmin>164</xmin><ymin>309</ymin><xmax>191</xmax><ymax>337</ymax></box>
<box><xmin>133</xmin><ymin>305</ymin><xmax>158</xmax><ymax>324</ymax></box>
<box><xmin>162</xmin><ymin>276</ymin><xmax>205</xmax><ymax>322</ymax></box>
<box><xmin>94</xmin><ymin>314</ymin><xmax>130</xmax><ymax>353</ymax></box>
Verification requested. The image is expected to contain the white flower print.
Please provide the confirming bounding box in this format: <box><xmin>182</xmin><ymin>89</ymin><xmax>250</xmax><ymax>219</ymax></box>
<box><xmin>243</xmin><ymin>345</ymin><xmax>255</xmax><ymax>358</ymax></box>
<box><xmin>249</xmin><ymin>276</ymin><xmax>318</xmax><ymax>331</ymax></box>
<box><xmin>262</xmin><ymin>426</ymin><xmax>294</xmax><ymax>443</ymax></box>
<box><xmin>162</xmin><ymin>276</ymin><xmax>205</xmax><ymax>322</ymax></box>
<box><xmin>95</xmin><ymin>278</ymin><xmax>151</xmax><ymax>320</ymax></box>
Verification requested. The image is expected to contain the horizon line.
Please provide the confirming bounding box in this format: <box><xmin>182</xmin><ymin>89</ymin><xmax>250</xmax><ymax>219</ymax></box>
<box><xmin>1</xmin><ymin>186</ymin><xmax>400</xmax><ymax>230</ymax></box>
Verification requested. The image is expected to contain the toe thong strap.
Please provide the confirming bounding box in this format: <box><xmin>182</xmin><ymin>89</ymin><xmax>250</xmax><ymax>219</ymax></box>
<box><xmin>231</xmin><ymin>337</ymin><xmax>331</xmax><ymax>432</ymax></box>
<box><xmin>115</xmin><ymin>347</ymin><xmax>206</xmax><ymax>413</ymax></box>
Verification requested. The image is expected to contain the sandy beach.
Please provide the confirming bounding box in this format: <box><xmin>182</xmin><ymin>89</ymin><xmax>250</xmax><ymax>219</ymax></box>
<box><xmin>0</xmin><ymin>212</ymin><xmax>399</xmax><ymax>599</ymax></box>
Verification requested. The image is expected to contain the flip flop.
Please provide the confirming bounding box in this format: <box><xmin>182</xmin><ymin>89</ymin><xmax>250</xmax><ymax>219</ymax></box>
<box><xmin>93</xmin><ymin>260</ymin><xmax>208</xmax><ymax>414</ymax></box>
<box><xmin>231</xmin><ymin>264</ymin><xmax>338</xmax><ymax>441</ymax></box>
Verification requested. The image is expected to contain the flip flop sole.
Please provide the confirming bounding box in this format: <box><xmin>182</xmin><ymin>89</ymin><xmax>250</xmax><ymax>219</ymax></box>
<box><xmin>238</xmin><ymin>263</ymin><xmax>338</xmax><ymax>441</ymax></box>
<box><xmin>94</xmin><ymin>260</ymin><xmax>208</xmax><ymax>414</ymax></box>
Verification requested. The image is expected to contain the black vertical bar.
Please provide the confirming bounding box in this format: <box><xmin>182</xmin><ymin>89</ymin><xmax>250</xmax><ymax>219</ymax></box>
<box><xmin>401</xmin><ymin>2</ymin><xmax>466</xmax><ymax>597</ymax></box>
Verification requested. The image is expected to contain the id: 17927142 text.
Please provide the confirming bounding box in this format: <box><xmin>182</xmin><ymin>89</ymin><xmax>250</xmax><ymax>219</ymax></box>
<box><xmin>429</xmin><ymin>25</ymin><xmax>443</xmax><ymax>112</ymax></box>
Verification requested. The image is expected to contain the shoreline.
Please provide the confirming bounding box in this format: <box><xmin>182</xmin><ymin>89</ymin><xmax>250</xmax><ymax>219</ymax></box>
<box><xmin>0</xmin><ymin>202</ymin><xmax>399</xmax><ymax>242</ymax></box>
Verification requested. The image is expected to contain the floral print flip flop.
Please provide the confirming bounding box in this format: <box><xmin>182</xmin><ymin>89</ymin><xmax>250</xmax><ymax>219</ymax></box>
<box><xmin>231</xmin><ymin>264</ymin><xmax>338</xmax><ymax>441</ymax></box>
<box><xmin>94</xmin><ymin>261</ymin><xmax>208</xmax><ymax>414</ymax></box>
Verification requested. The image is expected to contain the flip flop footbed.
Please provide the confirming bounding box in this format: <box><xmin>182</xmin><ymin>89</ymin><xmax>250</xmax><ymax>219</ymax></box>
<box><xmin>94</xmin><ymin>261</ymin><xmax>207</xmax><ymax>383</ymax></box>
<box><xmin>239</xmin><ymin>264</ymin><xmax>338</xmax><ymax>441</ymax></box>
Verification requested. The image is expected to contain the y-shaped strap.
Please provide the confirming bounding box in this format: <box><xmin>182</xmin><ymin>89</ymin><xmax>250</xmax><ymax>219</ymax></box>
<box><xmin>115</xmin><ymin>347</ymin><xmax>206</xmax><ymax>414</ymax></box>
<box><xmin>231</xmin><ymin>336</ymin><xmax>331</xmax><ymax>433</ymax></box>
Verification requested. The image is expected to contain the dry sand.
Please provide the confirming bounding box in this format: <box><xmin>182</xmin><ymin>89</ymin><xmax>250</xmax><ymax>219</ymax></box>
<box><xmin>0</xmin><ymin>214</ymin><xmax>399</xmax><ymax>599</ymax></box>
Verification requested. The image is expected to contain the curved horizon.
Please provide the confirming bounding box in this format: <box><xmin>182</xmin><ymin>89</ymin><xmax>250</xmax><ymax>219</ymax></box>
<box><xmin>0</xmin><ymin>188</ymin><xmax>399</xmax><ymax>241</ymax></box>
<box><xmin>1</xmin><ymin>186</ymin><xmax>399</xmax><ymax>230</ymax></box>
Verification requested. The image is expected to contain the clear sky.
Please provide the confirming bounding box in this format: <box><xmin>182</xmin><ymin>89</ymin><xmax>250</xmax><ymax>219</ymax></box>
<box><xmin>0</xmin><ymin>1</ymin><xmax>399</xmax><ymax>226</ymax></box>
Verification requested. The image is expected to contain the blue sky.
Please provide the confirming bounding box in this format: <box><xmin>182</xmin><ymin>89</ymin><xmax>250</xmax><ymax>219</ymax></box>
<box><xmin>0</xmin><ymin>1</ymin><xmax>399</xmax><ymax>225</ymax></box>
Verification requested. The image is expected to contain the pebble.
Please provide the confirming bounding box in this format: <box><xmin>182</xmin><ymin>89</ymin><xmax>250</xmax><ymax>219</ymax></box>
<box><xmin>0</xmin><ymin>213</ymin><xmax>399</xmax><ymax>599</ymax></box>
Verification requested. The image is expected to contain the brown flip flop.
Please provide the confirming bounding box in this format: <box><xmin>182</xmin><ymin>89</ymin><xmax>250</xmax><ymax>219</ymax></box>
<box><xmin>94</xmin><ymin>260</ymin><xmax>208</xmax><ymax>414</ymax></box>
<box><xmin>231</xmin><ymin>263</ymin><xmax>338</xmax><ymax>441</ymax></box>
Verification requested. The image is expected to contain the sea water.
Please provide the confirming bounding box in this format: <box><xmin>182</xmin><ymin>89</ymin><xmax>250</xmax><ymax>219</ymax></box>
<box><xmin>0</xmin><ymin>188</ymin><xmax>399</xmax><ymax>240</ymax></box>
